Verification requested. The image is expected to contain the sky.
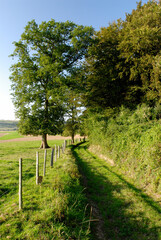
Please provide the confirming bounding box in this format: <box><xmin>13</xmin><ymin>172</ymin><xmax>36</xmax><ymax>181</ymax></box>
<box><xmin>0</xmin><ymin>0</ymin><xmax>149</xmax><ymax>120</ymax></box>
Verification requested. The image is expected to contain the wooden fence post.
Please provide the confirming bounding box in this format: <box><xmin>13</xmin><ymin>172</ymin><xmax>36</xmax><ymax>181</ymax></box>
<box><xmin>62</xmin><ymin>143</ymin><xmax>64</xmax><ymax>154</ymax></box>
<box><xmin>44</xmin><ymin>149</ymin><xmax>47</xmax><ymax>176</ymax></box>
<box><xmin>36</xmin><ymin>152</ymin><xmax>39</xmax><ymax>185</ymax></box>
<box><xmin>58</xmin><ymin>146</ymin><xmax>60</xmax><ymax>158</ymax></box>
<box><xmin>55</xmin><ymin>145</ymin><xmax>57</xmax><ymax>162</ymax></box>
<box><xmin>51</xmin><ymin>148</ymin><xmax>54</xmax><ymax>167</ymax></box>
<box><xmin>19</xmin><ymin>158</ymin><xmax>22</xmax><ymax>210</ymax></box>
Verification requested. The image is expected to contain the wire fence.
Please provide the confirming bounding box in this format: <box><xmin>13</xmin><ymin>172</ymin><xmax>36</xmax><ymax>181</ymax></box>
<box><xmin>0</xmin><ymin>137</ymin><xmax>85</xmax><ymax>210</ymax></box>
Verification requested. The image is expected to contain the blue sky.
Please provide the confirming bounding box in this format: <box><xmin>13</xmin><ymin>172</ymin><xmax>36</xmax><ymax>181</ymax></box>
<box><xmin>0</xmin><ymin>0</ymin><xmax>148</xmax><ymax>120</ymax></box>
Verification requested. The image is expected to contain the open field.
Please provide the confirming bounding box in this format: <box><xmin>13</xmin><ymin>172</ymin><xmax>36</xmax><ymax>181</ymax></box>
<box><xmin>0</xmin><ymin>131</ymin><xmax>79</xmax><ymax>142</ymax></box>
<box><xmin>0</xmin><ymin>140</ymin><xmax>91</xmax><ymax>239</ymax></box>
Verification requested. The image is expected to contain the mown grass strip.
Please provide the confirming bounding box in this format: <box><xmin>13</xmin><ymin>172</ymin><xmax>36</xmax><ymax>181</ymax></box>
<box><xmin>72</xmin><ymin>142</ymin><xmax>161</xmax><ymax>240</ymax></box>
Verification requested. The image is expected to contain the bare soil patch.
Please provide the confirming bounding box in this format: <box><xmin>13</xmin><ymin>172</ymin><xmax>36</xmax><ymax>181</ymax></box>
<box><xmin>0</xmin><ymin>134</ymin><xmax>80</xmax><ymax>143</ymax></box>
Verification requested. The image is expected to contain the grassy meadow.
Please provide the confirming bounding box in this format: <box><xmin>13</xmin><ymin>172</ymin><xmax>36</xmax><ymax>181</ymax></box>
<box><xmin>0</xmin><ymin>140</ymin><xmax>92</xmax><ymax>239</ymax></box>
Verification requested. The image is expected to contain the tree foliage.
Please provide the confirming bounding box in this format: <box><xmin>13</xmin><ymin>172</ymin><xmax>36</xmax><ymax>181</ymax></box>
<box><xmin>84</xmin><ymin>22</ymin><xmax>128</xmax><ymax>108</ymax></box>
<box><xmin>10</xmin><ymin>1</ymin><xmax>161</xmax><ymax>147</ymax></box>
<box><xmin>10</xmin><ymin>19</ymin><xmax>94</xmax><ymax>148</ymax></box>
<box><xmin>84</xmin><ymin>0</ymin><xmax>161</xmax><ymax>110</ymax></box>
<box><xmin>119</xmin><ymin>0</ymin><xmax>161</xmax><ymax>105</ymax></box>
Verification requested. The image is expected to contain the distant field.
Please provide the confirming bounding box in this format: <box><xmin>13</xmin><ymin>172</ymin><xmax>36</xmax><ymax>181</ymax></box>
<box><xmin>0</xmin><ymin>132</ymin><xmax>79</xmax><ymax>142</ymax></box>
<box><xmin>0</xmin><ymin>120</ymin><xmax>18</xmax><ymax>131</ymax></box>
<box><xmin>0</xmin><ymin>131</ymin><xmax>23</xmax><ymax>140</ymax></box>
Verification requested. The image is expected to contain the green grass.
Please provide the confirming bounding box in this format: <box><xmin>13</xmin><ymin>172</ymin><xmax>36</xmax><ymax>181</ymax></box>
<box><xmin>0</xmin><ymin>140</ymin><xmax>91</xmax><ymax>239</ymax></box>
<box><xmin>0</xmin><ymin>131</ymin><xmax>23</xmax><ymax>140</ymax></box>
<box><xmin>72</xmin><ymin>142</ymin><xmax>161</xmax><ymax>240</ymax></box>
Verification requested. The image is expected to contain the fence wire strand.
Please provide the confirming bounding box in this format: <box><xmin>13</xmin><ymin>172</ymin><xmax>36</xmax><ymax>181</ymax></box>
<box><xmin>0</xmin><ymin>141</ymin><xmax>73</xmax><ymax>210</ymax></box>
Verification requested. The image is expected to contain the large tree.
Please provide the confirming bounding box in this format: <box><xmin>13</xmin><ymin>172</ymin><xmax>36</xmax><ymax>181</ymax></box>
<box><xmin>10</xmin><ymin>19</ymin><xmax>94</xmax><ymax>148</ymax></box>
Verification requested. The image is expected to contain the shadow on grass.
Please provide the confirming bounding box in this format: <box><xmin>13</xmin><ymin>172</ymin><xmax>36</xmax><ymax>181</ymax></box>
<box><xmin>71</xmin><ymin>143</ymin><xmax>160</xmax><ymax>240</ymax></box>
<box><xmin>0</xmin><ymin>184</ymin><xmax>18</xmax><ymax>198</ymax></box>
<box><xmin>23</xmin><ymin>202</ymin><xmax>40</xmax><ymax>211</ymax></box>
<box><xmin>85</xmin><ymin>148</ymin><xmax>161</xmax><ymax>215</ymax></box>
<box><xmin>24</xmin><ymin>173</ymin><xmax>35</xmax><ymax>180</ymax></box>
<box><xmin>0</xmin><ymin>187</ymin><xmax>12</xmax><ymax>196</ymax></box>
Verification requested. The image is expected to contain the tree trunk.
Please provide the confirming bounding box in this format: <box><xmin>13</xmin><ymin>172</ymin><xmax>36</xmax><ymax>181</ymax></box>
<box><xmin>40</xmin><ymin>133</ymin><xmax>50</xmax><ymax>149</ymax></box>
<box><xmin>72</xmin><ymin>132</ymin><xmax>74</xmax><ymax>144</ymax></box>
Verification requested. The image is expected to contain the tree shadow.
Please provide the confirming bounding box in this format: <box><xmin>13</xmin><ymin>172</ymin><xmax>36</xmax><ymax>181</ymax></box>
<box><xmin>85</xmin><ymin>147</ymin><xmax>161</xmax><ymax>215</ymax></box>
<box><xmin>71</xmin><ymin>144</ymin><xmax>161</xmax><ymax>240</ymax></box>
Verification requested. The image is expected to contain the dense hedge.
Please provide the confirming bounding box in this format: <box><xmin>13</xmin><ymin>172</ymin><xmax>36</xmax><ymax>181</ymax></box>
<box><xmin>86</xmin><ymin>104</ymin><xmax>161</xmax><ymax>194</ymax></box>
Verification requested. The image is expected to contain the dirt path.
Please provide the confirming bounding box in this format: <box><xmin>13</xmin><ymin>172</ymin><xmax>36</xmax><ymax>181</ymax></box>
<box><xmin>0</xmin><ymin>135</ymin><xmax>80</xmax><ymax>143</ymax></box>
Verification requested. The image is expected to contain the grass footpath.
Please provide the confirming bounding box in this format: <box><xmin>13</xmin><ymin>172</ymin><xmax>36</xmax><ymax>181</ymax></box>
<box><xmin>0</xmin><ymin>140</ymin><xmax>92</xmax><ymax>239</ymax></box>
<box><xmin>72</xmin><ymin>142</ymin><xmax>161</xmax><ymax>240</ymax></box>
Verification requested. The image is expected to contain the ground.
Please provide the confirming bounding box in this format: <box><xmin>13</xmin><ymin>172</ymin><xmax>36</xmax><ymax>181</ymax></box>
<box><xmin>0</xmin><ymin>133</ymin><xmax>80</xmax><ymax>143</ymax></box>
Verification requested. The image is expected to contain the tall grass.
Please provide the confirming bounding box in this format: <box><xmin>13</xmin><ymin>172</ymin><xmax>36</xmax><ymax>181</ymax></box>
<box><xmin>86</xmin><ymin>104</ymin><xmax>161</xmax><ymax>195</ymax></box>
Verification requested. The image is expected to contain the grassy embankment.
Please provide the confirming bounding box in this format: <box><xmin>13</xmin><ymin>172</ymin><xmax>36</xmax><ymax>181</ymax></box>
<box><xmin>0</xmin><ymin>140</ymin><xmax>92</xmax><ymax>239</ymax></box>
<box><xmin>86</xmin><ymin>105</ymin><xmax>161</xmax><ymax>196</ymax></box>
<box><xmin>72</xmin><ymin>142</ymin><xmax>161</xmax><ymax>240</ymax></box>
